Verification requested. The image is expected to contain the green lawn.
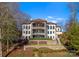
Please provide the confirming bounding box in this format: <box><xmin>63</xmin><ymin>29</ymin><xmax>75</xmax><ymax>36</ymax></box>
<box><xmin>7</xmin><ymin>47</ymin><xmax>76</xmax><ymax>57</ymax></box>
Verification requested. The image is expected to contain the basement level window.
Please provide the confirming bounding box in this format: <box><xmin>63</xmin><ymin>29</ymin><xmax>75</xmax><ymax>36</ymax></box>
<box><xmin>26</xmin><ymin>36</ymin><xmax>27</xmax><ymax>39</ymax></box>
<box><xmin>53</xmin><ymin>36</ymin><xmax>54</xmax><ymax>39</ymax></box>
<box><xmin>29</xmin><ymin>36</ymin><xmax>30</xmax><ymax>38</ymax></box>
<box><xmin>50</xmin><ymin>36</ymin><xmax>52</xmax><ymax>38</ymax></box>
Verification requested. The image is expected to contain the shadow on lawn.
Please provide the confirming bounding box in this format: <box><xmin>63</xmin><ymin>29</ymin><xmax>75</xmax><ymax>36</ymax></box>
<box><xmin>5</xmin><ymin>38</ymin><xmax>29</xmax><ymax>57</ymax></box>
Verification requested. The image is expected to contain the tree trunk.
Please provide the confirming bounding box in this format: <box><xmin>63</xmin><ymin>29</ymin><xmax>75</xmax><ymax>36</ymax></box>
<box><xmin>7</xmin><ymin>40</ymin><xmax>9</xmax><ymax>53</ymax></box>
<box><xmin>0</xmin><ymin>28</ymin><xmax>2</xmax><ymax>56</ymax></box>
<box><xmin>0</xmin><ymin>41</ymin><xmax>2</xmax><ymax>57</ymax></box>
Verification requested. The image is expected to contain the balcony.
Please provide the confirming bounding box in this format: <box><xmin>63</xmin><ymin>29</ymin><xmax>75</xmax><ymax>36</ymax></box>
<box><xmin>32</xmin><ymin>27</ymin><xmax>45</xmax><ymax>29</ymax></box>
<box><xmin>33</xmin><ymin>22</ymin><xmax>45</xmax><ymax>27</ymax></box>
<box><xmin>32</xmin><ymin>29</ymin><xmax>45</xmax><ymax>35</ymax></box>
<box><xmin>33</xmin><ymin>32</ymin><xmax>45</xmax><ymax>35</ymax></box>
<box><xmin>56</xmin><ymin>32</ymin><xmax>62</xmax><ymax>35</ymax></box>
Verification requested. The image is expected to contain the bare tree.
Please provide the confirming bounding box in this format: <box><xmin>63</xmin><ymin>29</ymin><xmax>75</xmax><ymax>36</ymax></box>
<box><xmin>5</xmin><ymin>2</ymin><xmax>31</xmax><ymax>30</ymax></box>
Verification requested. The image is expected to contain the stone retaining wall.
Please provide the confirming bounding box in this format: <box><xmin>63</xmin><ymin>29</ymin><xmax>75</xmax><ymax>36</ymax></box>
<box><xmin>24</xmin><ymin>40</ymin><xmax>66</xmax><ymax>51</ymax></box>
<box><xmin>29</xmin><ymin>40</ymin><xmax>59</xmax><ymax>45</ymax></box>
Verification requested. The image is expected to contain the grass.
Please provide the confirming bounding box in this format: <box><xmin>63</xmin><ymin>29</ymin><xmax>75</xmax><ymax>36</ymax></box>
<box><xmin>7</xmin><ymin>47</ymin><xmax>76</xmax><ymax>57</ymax></box>
<box><xmin>28</xmin><ymin>44</ymin><xmax>63</xmax><ymax>46</ymax></box>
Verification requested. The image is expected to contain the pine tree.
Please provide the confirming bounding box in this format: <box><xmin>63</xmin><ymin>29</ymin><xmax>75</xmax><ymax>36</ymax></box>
<box><xmin>61</xmin><ymin>3</ymin><xmax>79</xmax><ymax>54</ymax></box>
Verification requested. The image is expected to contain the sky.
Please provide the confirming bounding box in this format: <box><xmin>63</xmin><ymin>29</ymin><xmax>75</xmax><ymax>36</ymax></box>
<box><xmin>18</xmin><ymin>2</ymin><xmax>71</xmax><ymax>30</ymax></box>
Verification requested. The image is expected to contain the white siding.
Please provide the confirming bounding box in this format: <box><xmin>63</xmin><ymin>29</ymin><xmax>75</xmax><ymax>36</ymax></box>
<box><xmin>47</xmin><ymin>24</ymin><xmax>57</xmax><ymax>40</ymax></box>
<box><xmin>22</xmin><ymin>24</ymin><xmax>32</xmax><ymax>39</ymax></box>
<box><xmin>22</xmin><ymin>20</ymin><xmax>62</xmax><ymax>40</ymax></box>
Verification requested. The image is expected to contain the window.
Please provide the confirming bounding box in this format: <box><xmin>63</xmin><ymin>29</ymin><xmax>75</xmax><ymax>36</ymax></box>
<box><xmin>23</xmin><ymin>31</ymin><xmax>25</xmax><ymax>33</ymax></box>
<box><xmin>50</xmin><ymin>26</ymin><xmax>52</xmax><ymax>29</ymax></box>
<box><xmin>58</xmin><ymin>28</ymin><xmax>60</xmax><ymax>31</ymax></box>
<box><xmin>50</xmin><ymin>36</ymin><xmax>52</xmax><ymax>38</ymax></box>
<box><xmin>50</xmin><ymin>31</ymin><xmax>52</xmax><ymax>34</ymax></box>
<box><xmin>26</xmin><ymin>31</ymin><xmax>27</xmax><ymax>34</ymax></box>
<box><xmin>26</xmin><ymin>36</ymin><xmax>27</xmax><ymax>39</ymax></box>
<box><xmin>53</xmin><ymin>26</ymin><xmax>55</xmax><ymax>29</ymax></box>
<box><xmin>29</xmin><ymin>31</ymin><xmax>30</xmax><ymax>34</ymax></box>
<box><xmin>26</xmin><ymin>26</ymin><xmax>27</xmax><ymax>29</ymax></box>
<box><xmin>53</xmin><ymin>36</ymin><xmax>54</xmax><ymax>39</ymax></box>
<box><xmin>48</xmin><ymin>31</ymin><xmax>49</xmax><ymax>34</ymax></box>
<box><xmin>53</xmin><ymin>31</ymin><xmax>55</xmax><ymax>34</ymax></box>
<box><xmin>29</xmin><ymin>26</ymin><xmax>30</xmax><ymax>29</ymax></box>
<box><xmin>48</xmin><ymin>26</ymin><xmax>50</xmax><ymax>29</ymax></box>
<box><xmin>23</xmin><ymin>25</ymin><xmax>26</xmax><ymax>29</ymax></box>
<box><xmin>29</xmin><ymin>36</ymin><xmax>30</xmax><ymax>38</ymax></box>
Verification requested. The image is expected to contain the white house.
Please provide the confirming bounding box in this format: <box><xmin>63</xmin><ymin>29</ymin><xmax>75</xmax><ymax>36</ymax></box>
<box><xmin>22</xmin><ymin>18</ymin><xmax>62</xmax><ymax>40</ymax></box>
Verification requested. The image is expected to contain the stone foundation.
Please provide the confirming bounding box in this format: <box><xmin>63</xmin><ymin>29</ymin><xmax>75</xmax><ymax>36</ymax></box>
<box><xmin>29</xmin><ymin>40</ymin><xmax>59</xmax><ymax>45</ymax></box>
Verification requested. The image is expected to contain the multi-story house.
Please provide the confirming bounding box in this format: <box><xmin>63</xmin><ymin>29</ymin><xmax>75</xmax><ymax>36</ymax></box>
<box><xmin>22</xmin><ymin>19</ymin><xmax>62</xmax><ymax>40</ymax></box>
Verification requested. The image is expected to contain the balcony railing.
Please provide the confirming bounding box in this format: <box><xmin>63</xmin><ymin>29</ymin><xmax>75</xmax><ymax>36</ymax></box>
<box><xmin>32</xmin><ymin>27</ymin><xmax>45</xmax><ymax>29</ymax></box>
<box><xmin>32</xmin><ymin>23</ymin><xmax>45</xmax><ymax>27</ymax></box>
<box><xmin>33</xmin><ymin>32</ymin><xmax>45</xmax><ymax>35</ymax></box>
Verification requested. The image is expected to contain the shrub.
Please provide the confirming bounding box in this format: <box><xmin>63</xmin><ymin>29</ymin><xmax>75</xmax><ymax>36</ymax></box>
<box><xmin>30</xmin><ymin>38</ymin><xmax>52</xmax><ymax>40</ymax></box>
<box><xmin>33</xmin><ymin>48</ymin><xmax>38</xmax><ymax>52</ymax></box>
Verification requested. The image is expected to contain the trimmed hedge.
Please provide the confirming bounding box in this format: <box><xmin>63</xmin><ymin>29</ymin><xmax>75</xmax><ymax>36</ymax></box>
<box><xmin>30</xmin><ymin>38</ymin><xmax>52</xmax><ymax>40</ymax></box>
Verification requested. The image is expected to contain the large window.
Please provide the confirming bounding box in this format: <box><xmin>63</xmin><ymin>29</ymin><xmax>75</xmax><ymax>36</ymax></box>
<box><xmin>48</xmin><ymin>26</ymin><xmax>50</xmax><ymax>29</ymax></box>
<box><xmin>23</xmin><ymin>25</ymin><xmax>26</xmax><ymax>29</ymax></box>
<box><xmin>53</xmin><ymin>31</ymin><xmax>55</xmax><ymax>34</ymax></box>
<box><xmin>53</xmin><ymin>26</ymin><xmax>55</xmax><ymax>29</ymax></box>
<box><xmin>48</xmin><ymin>31</ymin><xmax>49</xmax><ymax>34</ymax></box>
<box><xmin>53</xmin><ymin>36</ymin><xmax>54</xmax><ymax>39</ymax></box>
<box><xmin>23</xmin><ymin>31</ymin><xmax>25</xmax><ymax>34</ymax></box>
<box><xmin>29</xmin><ymin>36</ymin><xmax>30</xmax><ymax>38</ymax></box>
<box><xmin>50</xmin><ymin>36</ymin><xmax>52</xmax><ymax>38</ymax></box>
<box><xmin>26</xmin><ymin>31</ymin><xmax>27</xmax><ymax>34</ymax></box>
<box><xmin>29</xmin><ymin>26</ymin><xmax>30</xmax><ymax>29</ymax></box>
<box><xmin>26</xmin><ymin>26</ymin><xmax>27</xmax><ymax>29</ymax></box>
<box><xmin>50</xmin><ymin>31</ymin><xmax>52</xmax><ymax>34</ymax></box>
<box><xmin>50</xmin><ymin>26</ymin><xmax>52</xmax><ymax>29</ymax></box>
<box><xmin>29</xmin><ymin>31</ymin><xmax>30</xmax><ymax>34</ymax></box>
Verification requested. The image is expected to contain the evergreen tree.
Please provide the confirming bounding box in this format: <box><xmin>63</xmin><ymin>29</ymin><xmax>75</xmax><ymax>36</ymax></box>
<box><xmin>61</xmin><ymin>3</ymin><xmax>79</xmax><ymax>54</ymax></box>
